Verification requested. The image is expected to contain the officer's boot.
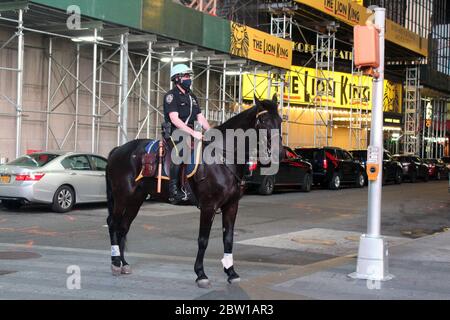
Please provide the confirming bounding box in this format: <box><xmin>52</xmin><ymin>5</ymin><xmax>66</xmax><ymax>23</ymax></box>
<box><xmin>168</xmin><ymin>163</ymin><xmax>184</xmax><ymax>205</ymax></box>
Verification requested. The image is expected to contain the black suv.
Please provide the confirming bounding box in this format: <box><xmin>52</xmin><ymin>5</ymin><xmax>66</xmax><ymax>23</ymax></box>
<box><xmin>295</xmin><ymin>147</ymin><xmax>365</xmax><ymax>190</ymax></box>
<box><xmin>391</xmin><ymin>154</ymin><xmax>429</xmax><ymax>182</ymax></box>
<box><xmin>349</xmin><ymin>149</ymin><xmax>403</xmax><ymax>185</ymax></box>
<box><xmin>245</xmin><ymin>146</ymin><xmax>313</xmax><ymax>195</ymax></box>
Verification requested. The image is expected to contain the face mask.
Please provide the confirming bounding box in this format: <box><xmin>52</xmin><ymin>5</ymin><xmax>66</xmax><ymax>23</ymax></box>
<box><xmin>180</xmin><ymin>79</ymin><xmax>192</xmax><ymax>91</ymax></box>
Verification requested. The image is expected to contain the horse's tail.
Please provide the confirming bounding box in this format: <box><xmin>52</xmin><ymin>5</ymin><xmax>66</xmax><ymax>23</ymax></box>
<box><xmin>106</xmin><ymin>146</ymin><xmax>119</xmax><ymax>220</ymax></box>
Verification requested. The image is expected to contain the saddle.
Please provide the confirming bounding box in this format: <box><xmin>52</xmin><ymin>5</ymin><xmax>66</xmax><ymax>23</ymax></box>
<box><xmin>136</xmin><ymin>139</ymin><xmax>202</xmax><ymax>183</ymax></box>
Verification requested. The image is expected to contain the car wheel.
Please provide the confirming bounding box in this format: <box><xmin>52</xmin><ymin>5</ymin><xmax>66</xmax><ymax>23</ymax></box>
<box><xmin>356</xmin><ymin>172</ymin><xmax>365</xmax><ymax>188</ymax></box>
<box><xmin>410</xmin><ymin>171</ymin><xmax>417</xmax><ymax>183</ymax></box>
<box><xmin>394</xmin><ymin>170</ymin><xmax>402</xmax><ymax>184</ymax></box>
<box><xmin>329</xmin><ymin>173</ymin><xmax>341</xmax><ymax>190</ymax></box>
<box><xmin>52</xmin><ymin>185</ymin><xmax>75</xmax><ymax>213</ymax></box>
<box><xmin>2</xmin><ymin>200</ymin><xmax>22</xmax><ymax>210</ymax></box>
<box><xmin>301</xmin><ymin>173</ymin><xmax>312</xmax><ymax>192</ymax></box>
<box><xmin>258</xmin><ymin>176</ymin><xmax>275</xmax><ymax>195</ymax></box>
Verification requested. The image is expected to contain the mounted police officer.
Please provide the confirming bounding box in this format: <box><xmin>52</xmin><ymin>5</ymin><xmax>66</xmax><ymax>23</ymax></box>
<box><xmin>163</xmin><ymin>64</ymin><xmax>211</xmax><ymax>205</ymax></box>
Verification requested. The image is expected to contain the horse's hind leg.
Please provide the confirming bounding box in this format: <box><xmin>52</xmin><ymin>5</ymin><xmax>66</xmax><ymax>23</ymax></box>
<box><xmin>194</xmin><ymin>207</ymin><xmax>216</xmax><ymax>288</ymax></box>
<box><xmin>221</xmin><ymin>201</ymin><xmax>240</xmax><ymax>283</ymax></box>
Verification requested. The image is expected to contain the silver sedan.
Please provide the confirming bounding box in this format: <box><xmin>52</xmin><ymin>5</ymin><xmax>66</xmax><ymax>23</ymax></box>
<box><xmin>0</xmin><ymin>152</ymin><xmax>107</xmax><ymax>212</ymax></box>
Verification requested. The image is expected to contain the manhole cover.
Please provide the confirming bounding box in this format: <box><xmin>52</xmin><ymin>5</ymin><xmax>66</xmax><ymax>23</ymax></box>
<box><xmin>0</xmin><ymin>251</ymin><xmax>41</xmax><ymax>260</ymax></box>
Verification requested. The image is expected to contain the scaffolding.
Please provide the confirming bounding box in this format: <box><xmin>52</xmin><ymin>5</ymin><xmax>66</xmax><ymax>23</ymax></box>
<box><xmin>0</xmin><ymin>2</ymin><xmax>265</xmax><ymax>160</ymax></box>
<box><xmin>349</xmin><ymin>49</ymin><xmax>369</xmax><ymax>150</ymax></box>
<box><xmin>313</xmin><ymin>22</ymin><xmax>337</xmax><ymax>147</ymax></box>
<box><xmin>421</xmin><ymin>98</ymin><xmax>447</xmax><ymax>158</ymax></box>
<box><xmin>184</xmin><ymin>0</ymin><xmax>217</xmax><ymax>15</ymax></box>
<box><xmin>270</xmin><ymin>13</ymin><xmax>292</xmax><ymax>39</ymax></box>
<box><xmin>403</xmin><ymin>66</ymin><xmax>420</xmax><ymax>155</ymax></box>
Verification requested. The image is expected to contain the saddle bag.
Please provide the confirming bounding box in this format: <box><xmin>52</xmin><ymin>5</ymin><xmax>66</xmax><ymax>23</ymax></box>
<box><xmin>142</xmin><ymin>152</ymin><xmax>157</xmax><ymax>177</ymax></box>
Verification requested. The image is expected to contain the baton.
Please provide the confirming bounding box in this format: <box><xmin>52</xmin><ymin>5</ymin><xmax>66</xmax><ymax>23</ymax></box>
<box><xmin>157</xmin><ymin>140</ymin><xmax>163</xmax><ymax>193</ymax></box>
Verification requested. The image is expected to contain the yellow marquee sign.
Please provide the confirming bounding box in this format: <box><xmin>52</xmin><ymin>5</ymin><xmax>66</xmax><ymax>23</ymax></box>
<box><xmin>242</xmin><ymin>65</ymin><xmax>402</xmax><ymax>114</ymax></box>
<box><xmin>230</xmin><ymin>22</ymin><xmax>293</xmax><ymax>69</ymax></box>
<box><xmin>294</xmin><ymin>0</ymin><xmax>428</xmax><ymax>57</ymax></box>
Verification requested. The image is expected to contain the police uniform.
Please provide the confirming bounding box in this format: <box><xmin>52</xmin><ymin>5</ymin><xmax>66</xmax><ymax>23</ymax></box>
<box><xmin>163</xmin><ymin>86</ymin><xmax>202</xmax><ymax>133</ymax></box>
<box><xmin>163</xmin><ymin>85</ymin><xmax>202</xmax><ymax>204</ymax></box>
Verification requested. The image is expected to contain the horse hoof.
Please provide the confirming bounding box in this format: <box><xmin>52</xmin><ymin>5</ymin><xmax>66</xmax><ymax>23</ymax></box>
<box><xmin>228</xmin><ymin>276</ymin><xmax>241</xmax><ymax>284</ymax></box>
<box><xmin>121</xmin><ymin>264</ymin><xmax>132</xmax><ymax>275</ymax></box>
<box><xmin>111</xmin><ymin>264</ymin><xmax>122</xmax><ymax>276</ymax></box>
<box><xmin>196</xmin><ymin>278</ymin><xmax>211</xmax><ymax>289</ymax></box>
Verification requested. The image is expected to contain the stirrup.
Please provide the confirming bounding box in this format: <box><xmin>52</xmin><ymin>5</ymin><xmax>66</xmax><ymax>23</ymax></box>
<box><xmin>168</xmin><ymin>190</ymin><xmax>184</xmax><ymax>204</ymax></box>
<box><xmin>180</xmin><ymin>187</ymin><xmax>191</xmax><ymax>201</ymax></box>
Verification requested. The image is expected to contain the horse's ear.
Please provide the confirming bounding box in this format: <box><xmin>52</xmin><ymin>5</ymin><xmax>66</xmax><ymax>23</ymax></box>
<box><xmin>254</xmin><ymin>95</ymin><xmax>262</xmax><ymax>109</ymax></box>
<box><xmin>272</xmin><ymin>93</ymin><xmax>278</xmax><ymax>104</ymax></box>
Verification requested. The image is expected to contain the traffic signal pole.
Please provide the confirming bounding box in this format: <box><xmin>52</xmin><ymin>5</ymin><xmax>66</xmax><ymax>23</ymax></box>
<box><xmin>349</xmin><ymin>7</ymin><xmax>393</xmax><ymax>282</ymax></box>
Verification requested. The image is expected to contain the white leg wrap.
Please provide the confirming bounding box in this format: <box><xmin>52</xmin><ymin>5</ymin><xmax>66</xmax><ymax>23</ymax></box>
<box><xmin>221</xmin><ymin>253</ymin><xmax>233</xmax><ymax>269</ymax></box>
<box><xmin>111</xmin><ymin>245</ymin><xmax>120</xmax><ymax>257</ymax></box>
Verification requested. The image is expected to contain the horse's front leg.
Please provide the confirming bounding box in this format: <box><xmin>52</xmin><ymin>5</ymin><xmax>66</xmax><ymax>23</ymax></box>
<box><xmin>107</xmin><ymin>210</ymin><xmax>123</xmax><ymax>276</ymax></box>
<box><xmin>194</xmin><ymin>206</ymin><xmax>216</xmax><ymax>288</ymax></box>
<box><xmin>221</xmin><ymin>201</ymin><xmax>240</xmax><ymax>283</ymax></box>
<box><xmin>118</xmin><ymin>185</ymin><xmax>149</xmax><ymax>275</ymax></box>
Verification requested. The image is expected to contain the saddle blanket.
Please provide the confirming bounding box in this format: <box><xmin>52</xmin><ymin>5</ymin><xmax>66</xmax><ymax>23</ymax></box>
<box><xmin>144</xmin><ymin>139</ymin><xmax>202</xmax><ymax>178</ymax></box>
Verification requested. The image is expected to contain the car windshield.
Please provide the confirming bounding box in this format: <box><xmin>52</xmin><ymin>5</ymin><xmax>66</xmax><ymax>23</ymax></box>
<box><xmin>295</xmin><ymin>149</ymin><xmax>315</xmax><ymax>160</ymax></box>
<box><xmin>7</xmin><ymin>153</ymin><xmax>59</xmax><ymax>167</ymax></box>
<box><xmin>394</xmin><ymin>156</ymin><xmax>409</xmax><ymax>162</ymax></box>
<box><xmin>351</xmin><ymin>151</ymin><xmax>366</xmax><ymax>161</ymax></box>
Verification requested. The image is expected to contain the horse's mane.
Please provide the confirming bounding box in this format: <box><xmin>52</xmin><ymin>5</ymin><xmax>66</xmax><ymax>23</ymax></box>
<box><xmin>215</xmin><ymin>106</ymin><xmax>257</xmax><ymax>132</ymax></box>
<box><xmin>215</xmin><ymin>99</ymin><xmax>278</xmax><ymax>132</ymax></box>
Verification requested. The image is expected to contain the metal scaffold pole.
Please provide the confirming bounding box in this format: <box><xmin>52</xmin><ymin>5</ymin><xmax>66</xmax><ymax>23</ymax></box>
<box><xmin>75</xmin><ymin>44</ymin><xmax>80</xmax><ymax>151</ymax></box>
<box><xmin>314</xmin><ymin>22</ymin><xmax>337</xmax><ymax>147</ymax></box>
<box><xmin>45</xmin><ymin>37</ymin><xmax>52</xmax><ymax>151</ymax></box>
<box><xmin>91</xmin><ymin>28</ymin><xmax>98</xmax><ymax>153</ymax></box>
<box><xmin>403</xmin><ymin>66</ymin><xmax>420</xmax><ymax>155</ymax></box>
<box><xmin>15</xmin><ymin>9</ymin><xmax>24</xmax><ymax>158</ymax></box>
<box><xmin>147</xmin><ymin>42</ymin><xmax>152</xmax><ymax>139</ymax></box>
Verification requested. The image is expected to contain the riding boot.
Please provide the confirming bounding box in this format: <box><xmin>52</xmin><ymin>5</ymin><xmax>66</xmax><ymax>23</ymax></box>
<box><xmin>168</xmin><ymin>163</ymin><xmax>184</xmax><ymax>205</ymax></box>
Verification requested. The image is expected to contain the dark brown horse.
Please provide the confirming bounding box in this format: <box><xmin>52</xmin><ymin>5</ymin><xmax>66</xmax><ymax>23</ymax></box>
<box><xmin>105</xmin><ymin>96</ymin><xmax>282</xmax><ymax>288</ymax></box>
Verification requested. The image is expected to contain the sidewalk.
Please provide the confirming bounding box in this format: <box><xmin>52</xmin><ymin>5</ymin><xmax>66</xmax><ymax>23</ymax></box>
<box><xmin>240</xmin><ymin>230</ymin><xmax>450</xmax><ymax>300</ymax></box>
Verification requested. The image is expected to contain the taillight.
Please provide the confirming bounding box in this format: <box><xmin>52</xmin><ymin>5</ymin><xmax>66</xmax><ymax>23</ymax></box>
<box><xmin>15</xmin><ymin>173</ymin><xmax>45</xmax><ymax>181</ymax></box>
<box><xmin>323</xmin><ymin>159</ymin><xmax>328</xmax><ymax>170</ymax></box>
<box><xmin>248</xmin><ymin>162</ymin><xmax>257</xmax><ymax>172</ymax></box>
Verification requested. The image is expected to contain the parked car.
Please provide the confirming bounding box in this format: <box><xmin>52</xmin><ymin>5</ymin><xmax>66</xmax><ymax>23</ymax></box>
<box><xmin>391</xmin><ymin>154</ymin><xmax>429</xmax><ymax>183</ymax></box>
<box><xmin>423</xmin><ymin>158</ymin><xmax>449</xmax><ymax>180</ymax></box>
<box><xmin>245</xmin><ymin>146</ymin><xmax>313</xmax><ymax>195</ymax></box>
<box><xmin>294</xmin><ymin>146</ymin><xmax>365</xmax><ymax>190</ymax></box>
<box><xmin>349</xmin><ymin>149</ymin><xmax>403</xmax><ymax>185</ymax></box>
<box><xmin>441</xmin><ymin>156</ymin><xmax>450</xmax><ymax>171</ymax></box>
<box><xmin>0</xmin><ymin>152</ymin><xmax>107</xmax><ymax>212</ymax></box>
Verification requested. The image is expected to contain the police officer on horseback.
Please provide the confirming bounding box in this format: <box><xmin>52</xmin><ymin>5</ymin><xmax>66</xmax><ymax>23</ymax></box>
<box><xmin>163</xmin><ymin>64</ymin><xmax>211</xmax><ymax>204</ymax></box>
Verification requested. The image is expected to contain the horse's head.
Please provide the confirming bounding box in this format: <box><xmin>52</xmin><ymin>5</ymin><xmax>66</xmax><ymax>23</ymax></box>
<box><xmin>253</xmin><ymin>94</ymin><xmax>283</xmax><ymax>164</ymax></box>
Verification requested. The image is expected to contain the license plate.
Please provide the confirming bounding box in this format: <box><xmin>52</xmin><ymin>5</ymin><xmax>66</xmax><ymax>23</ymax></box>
<box><xmin>0</xmin><ymin>175</ymin><xmax>11</xmax><ymax>184</ymax></box>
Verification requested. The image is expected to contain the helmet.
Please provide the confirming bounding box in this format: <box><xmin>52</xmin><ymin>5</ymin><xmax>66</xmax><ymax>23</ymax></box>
<box><xmin>170</xmin><ymin>64</ymin><xmax>193</xmax><ymax>81</ymax></box>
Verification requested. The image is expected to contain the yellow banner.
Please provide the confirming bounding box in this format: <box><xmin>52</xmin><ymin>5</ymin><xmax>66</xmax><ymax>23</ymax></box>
<box><xmin>230</xmin><ymin>22</ymin><xmax>293</xmax><ymax>69</ymax></box>
<box><xmin>294</xmin><ymin>0</ymin><xmax>428</xmax><ymax>57</ymax></box>
<box><xmin>242</xmin><ymin>65</ymin><xmax>402</xmax><ymax>114</ymax></box>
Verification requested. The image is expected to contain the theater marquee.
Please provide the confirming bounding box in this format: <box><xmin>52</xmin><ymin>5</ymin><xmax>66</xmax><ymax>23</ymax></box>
<box><xmin>230</xmin><ymin>22</ymin><xmax>293</xmax><ymax>69</ymax></box>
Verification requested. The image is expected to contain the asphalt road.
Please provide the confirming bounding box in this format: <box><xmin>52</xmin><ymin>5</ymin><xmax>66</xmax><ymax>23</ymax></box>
<box><xmin>0</xmin><ymin>180</ymin><xmax>449</xmax><ymax>299</ymax></box>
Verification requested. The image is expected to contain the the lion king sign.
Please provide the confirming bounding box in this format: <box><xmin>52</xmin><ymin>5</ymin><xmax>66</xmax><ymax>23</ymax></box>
<box><xmin>230</xmin><ymin>22</ymin><xmax>293</xmax><ymax>70</ymax></box>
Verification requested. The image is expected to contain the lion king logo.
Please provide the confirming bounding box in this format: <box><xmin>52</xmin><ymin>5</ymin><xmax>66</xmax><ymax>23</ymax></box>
<box><xmin>231</xmin><ymin>22</ymin><xmax>249</xmax><ymax>58</ymax></box>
